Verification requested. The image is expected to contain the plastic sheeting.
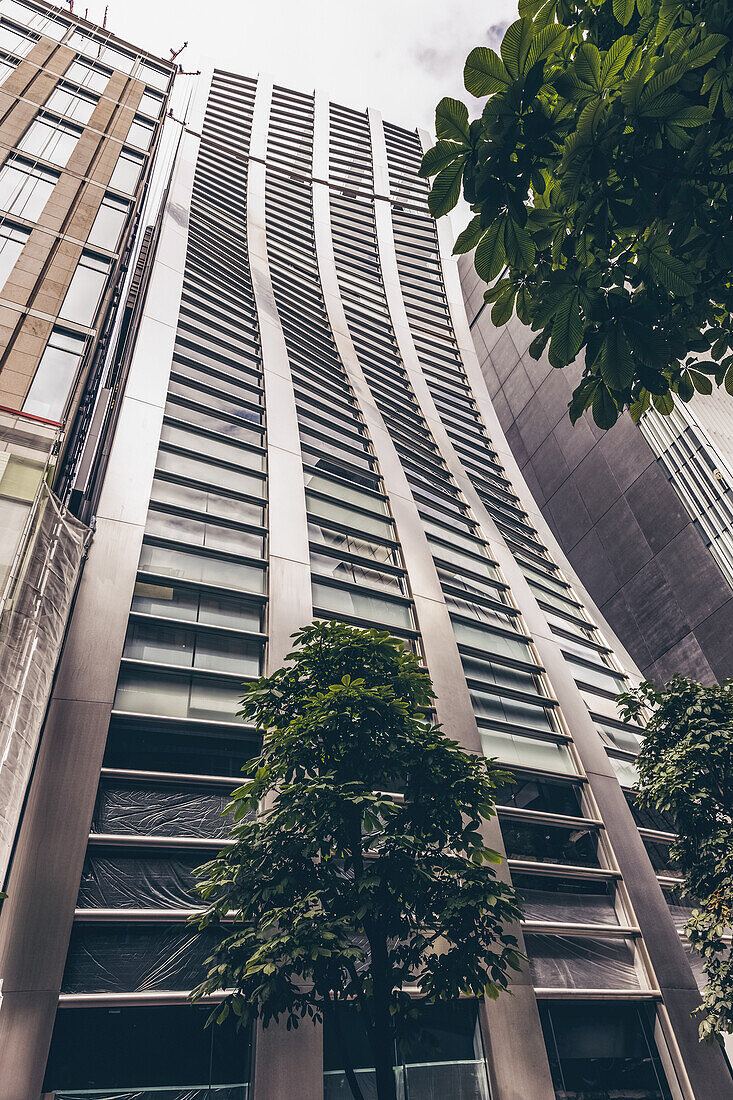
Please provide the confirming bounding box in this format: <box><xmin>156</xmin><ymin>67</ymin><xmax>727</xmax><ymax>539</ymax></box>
<box><xmin>91</xmin><ymin>779</ymin><xmax>233</xmax><ymax>838</ymax></box>
<box><xmin>515</xmin><ymin>878</ymin><xmax>618</xmax><ymax>925</ymax></box>
<box><xmin>500</xmin><ymin>820</ymin><xmax>600</xmax><ymax>867</ymax></box>
<box><xmin>0</xmin><ymin>482</ymin><xmax>90</xmax><ymax>886</ymax></box>
<box><xmin>77</xmin><ymin>853</ymin><xmax>203</xmax><ymax>909</ymax></box>
<box><xmin>61</xmin><ymin>924</ymin><xmax>221</xmax><ymax>994</ymax></box>
<box><xmin>526</xmin><ymin>934</ymin><xmax>640</xmax><ymax>989</ymax></box>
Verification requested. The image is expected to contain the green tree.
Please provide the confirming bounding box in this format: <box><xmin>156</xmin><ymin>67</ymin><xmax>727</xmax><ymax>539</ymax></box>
<box><xmin>190</xmin><ymin>620</ymin><xmax>522</xmax><ymax>1100</ymax></box>
<box><xmin>420</xmin><ymin>0</ymin><xmax>733</xmax><ymax>429</ymax></box>
<box><xmin>618</xmin><ymin>675</ymin><xmax>733</xmax><ymax>1043</ymax></box>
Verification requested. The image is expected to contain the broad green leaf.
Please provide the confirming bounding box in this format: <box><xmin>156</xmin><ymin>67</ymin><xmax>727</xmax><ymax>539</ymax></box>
<box><xmin>453</xmin><ymin>215</ymin><xmax>486</xmax><ymax>255</ymax></box>
<box><xmin>500</xmin><ymin>19</ymin><xmax>535</xmax><ymax>80</ymax></box>
<box><xmin>600</xmin><ymin>35</ymin><xmax>634</xmax><ymax>84</ymax></box>
<box><xmin>688</xmin><ymin>368</ymin><xmax>713</xmax><ymax>395</ymax></box>
<box><xmin>464</xmin><ymin>47</ymin><xmax>511</xmax><ymax>97</ymax></box>
<box><xmin>427</xmin><ymin>157</ymin><xmax>466</xmax><ymax>218</ymax></box>
<box><xmin>725</xmin><ymin>366</ymin><xmax>733</xmax><ymax>396</ymax></box>
<box><xmin>574</xmin><ymin>43</ymin><xmax>602</xmax><ymax>90</ymax></box>
<box><xmin>475</xmin><ymin>218</ymin><xmax>507</xmax><ymax>281</ymax></box>
<box><xmin>650</xmin><ymin>249</ymin><xmax>696</xmax><ymax>296</ymax></box>
<box><xmin>599</xmin><ymin>325</ymin><xmax>634</xmax><ymax>391</ymax></box>
<box><xmin>491</xmin><ymin>285</ymin><xmax>516</xmax><ymax>326</ymax></box>
<box><xmin>613</xmin><ymin>0</ymin><xmax>636</xmax><ymax>26</ymax></box>
<box><xmin>526</xmin><ymin>23</ymin><xmax>566</xmax><ymax>72</ymax></box>
<box><xmin>592</xmin><ymin>382</ymin><xmax>620</xmax><ymax>428</ymax></box>
<box><xmin>549</xmin><ymin>288</ymin><xmax>583</xmax><ymax>366</ymax></box>
<box><xmin>652</xmin><ymin>391</ymin><xmax>674</xmax><ymax>414</ymax></box>
<box><xmin>504</xmin><ymin>218</ymin><xmax>535</xmax><ymax>270</ymax></box>
<box><xmin>435</xmin><ymin>97</ymin><xmax>470</xmax><ymax>142</ymax></box>
<box><xmin>419</xmin><ymin>140</ymin><xmax>465</xmax><ymax>179</ymax></box>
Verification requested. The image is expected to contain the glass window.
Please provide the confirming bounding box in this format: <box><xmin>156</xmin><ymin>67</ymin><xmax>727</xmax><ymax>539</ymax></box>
<box><xmin>0</xmin><ymin>222</ymin><xmax>28</xmax><ymax>290</ymax></box>
<box><xmin>0</xmin><ymin>55</ymin><xmax>17</xmax><ymax>84</ymax></box>
<box><xmin>306</xmin><ymin>491</ymin><xmax>394</xmax><ymax>541</ymax></box>
<box><xmin>126</xmin><ymin>116</ymin><xmax>154</xmax><ymax>150</ymax></box>
<box><xmin>109</xmin><ymin>147</ymin><xmax>144</xmax><ymax>194</ymax></box>
<box><xmin>139</xmin><ymin>89</ymin><xmax>164</xmax><ymax>117</ymax></box>
<box><xmin>138</xmin><ymin>541</ymin><xmax>265</xmax><ymax>594</ymax></box>
<box><xmin>481</xmin><ymin>727</ymin><xmax>577</xmax><ymax>775</ymax></box>
<box><xmin>58</xmin><ymin>251</ymin><xmax>110</xmax><ymax>326</ymax></box>
<box><xmin>471</xmin><ymin>688</ymin><xmax>556</xmax><ymax>732</ymax></box>
<box><xmin>138</xmin><ymin>62</ymin><xmax>170</xmax><ymax>90</ymax></box>
<box><xmin>500</xmin><ymin>818</ymin><xmax>599</xmax><ymax>867</ymax></box>
<box><xmin>598</xmin><ymin>721</ymin><xmax>644</xmax><ymax>755</ymax></box>
<box><xmin>124</xmin><ymin>619</ymin><xmax>261</xmax><ymax>676</ymax></box>
<box><xmin>165</xmin><ymin>399</ymin><xmax>263</xmax><ymax>448</ymax></box>
<box><xmin>45</xmin><ymin>85</ymin><xmax>97</xmax><ymax>124</ymax></box>
<box><xmin>304</xmin><ymin>471</ymin><xmax>387</xmax><ymax>515</ymax></box>
<box><xmin>132</xmin><ymin>580</ymin><xmax>262</xmax><ymax>633</ymax></box>
<box><xmin>610</xmin><ymin>754</ymin><xmax>639</xmax><ymax>788</ymax></box>
<box><xmin>145</xmin><ymin>508</ymin><xmax>264</xmax><ymax>558</ymax></box>
<box><xmin>312</xmin><ymin>580</ymin><xmax>413</xmax><ymax>630</ymax></box>
<box><xmin>65</xmin><ymin>58</ymin><xmax>111</xmax><ymax>92</ymax></box>
<box><xmin>23</xmin><ymin>329</ymin><xmax>85</xmax><ymax>421</ymax></box>
<box><xmin>19</xmin><ymin>117</ymin><xmax>80</xmax><ymax>167</ymax></box>
<box><xmin>566</xmin><ymin>655</ymin><xmax>627</xmax><ymax>694</ymax></box>
<box><xmin>87</xmin><ymin>192</ymin><xmax>129</xmax><ymax>250</ymax></box>
<box><xmin>150</xmin><ymin>478</ymin><xmax>264</xmax><ymax>527</ymax></box>
<box><xmin>428</xmin><ymin>537</ymin><xmax>500</xmax><ymax>581</ymax></box>
<box><xmin>539</xmin><ymin>1001</ymin><xmax>673</xmax><ymax>1099</ymax></box>
<box><xmin>114</xmin><ymin>666</ymin><xmax>243</xmax><ymax>722</ymax></box>
<box><xmin>308</xmin><ymin>520</ymin><xmax>398</xmax><ymax>567</ymax></box>
<box><xmin>310</xmin><ymin>549</ymin><xmax>403</xmax><ymax>595</ymax></box>
<box><xmin>2</xmin><ymin>1</ymin><xmax>66</xmax><ymax>38</ymax></box>
<box><xmin>0</xmin><ymin>19</ymin><xmax>35</xmax><ymax>56</ymax></box>
<box><xmin>0</xmin><ymin>158</ymin><xmax>58</xmax><ymax>220</ymax></box>
<box><xmin>69</xmin><ymin>31</ymin><xmax>135</xmax><ymax>73</ymax></box>
<box><xmin>451</xmin><ymin>617</ymin><xmax>534</xmax><ymax>663</ymax></box>
<box><xmin>159</xmin><ymin>421</ymin><xmax>264</xmax><ymax>470</ymax></box>
<box><xmin>155</xmin><ymin>449</ymin><xmax>264</xmax><ymax>498</ymax></box>
<box><xmin>324</xmin><ymin>1002</ymin><xmax>490</xmax><ymax>1100</ymax></box>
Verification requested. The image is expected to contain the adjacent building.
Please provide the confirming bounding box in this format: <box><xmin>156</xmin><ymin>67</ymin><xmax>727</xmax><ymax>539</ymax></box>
<box><xmin>460</xmin><ymin>257</ymin><xmax>733</xmax><ymax>685</ymax></box>
<box><xmin>0</xmin><ymin>11</ymin><xmax>729</xmax><ymax>1100</ymax></box>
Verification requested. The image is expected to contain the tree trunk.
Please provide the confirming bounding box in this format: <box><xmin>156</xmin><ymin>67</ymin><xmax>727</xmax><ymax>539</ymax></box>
<box><xmin>367</xmin><ymin>930</ymin><xmax>398</xmax><ymax>1100</ymax></box>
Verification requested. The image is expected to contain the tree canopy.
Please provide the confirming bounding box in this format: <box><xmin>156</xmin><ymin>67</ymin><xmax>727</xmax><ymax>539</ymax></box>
<box><xmin>420</xmin><ymin>0</ymin><xmax>733</xmax><ymax>429</ymax></box>
<box><xmin>618</xmin><ymin>675</ymin><xmax>733</xmax><ymax>1043</ymax></box>
<box><xmin>190</xmin><ymin>620</ymin><xmax>521</xmax><ymax>1100</ymax></box>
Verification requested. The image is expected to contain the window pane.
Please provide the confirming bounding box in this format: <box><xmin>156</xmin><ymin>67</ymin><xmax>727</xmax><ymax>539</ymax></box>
<box><xmin>0</xmin><ymin>20</ymin><xmax>35</xmax><ymax>56</ymax></box>
<box><xmin>138</xmin><ymin>541</ymin><xmax>265</xmax><ymax>593</ymax></box>
<box><xmin>451</xmin><ymin>617</ymin><xmax>534</xmax><ymax>663</ymax></box>
<box><xmin>114</xmin><ymin>666</ymin><xmax>242</xmax><ymax>722</ymax></box>
<box><xmin>150</xmin><ymin>477</ymin><xmax>264</xmax><ymax>526</ymax></box>
<box><xmin>304</xmin><ymin>471</ymin><xmax>387</xmax><ymax>515</ymax></box>
<box><xmin>471</xmin><ymin>688</ymin><xmax>555</xmax><ymax>732</ymax></box>
<box><xmin>145</xmin><ymin>508</ymin><xmax>264</xmax><ymax>558</ymax></box>
<box><xmin>308</xmin><ymin>520</ymin><xmax>398</xmax><ymax>567</ymax></box>
<box><xmin>65</xmin><ymin>59</ymin><xmax>111</xmax><ymax>92</ymax></box>
<box><xmin>159</xmin><ymin>421</ymin><xmax>264</xmax><ymax>469</ymax></box>
<box><xmin>139</xmin><ymin>89</ymin><xmax>164</xmax><ymax>117</ymax></box>
<box><xmin>312</xmin><ymin>581</ymin><xmax>412</xmax><ymax>629</ymax></box>
<box><xmin>500</xmin><ymin>819</ymin><xmax>599</xmax><ymax>866</ymax></box>
<box><xmin>131</xmin><ymin>580</ymin><xmax>262</xmax><ymax>632</ymax></box>
<box><xmin>527</xmin><ymin>934</ymin><xmax>640</xmax><ymax>990</ymax></box>
<box><xmin>126</xmin><ymin>117</ymin><xmax>154</xmax><ymax>150</ymax></box>
<box><xmin>45</xmin><ymin>85</ymin><xmax>97</xmax><ymax>124</ymax></box>
<box><xmin>2</xmin><ymin>1</ymin><xmax>66</xmax><ymax>37</ymax></box>
<box><xmin>481</xmin><ymin>727</ymin><xmax>577</xmax><ymax>775</ymax></box>
<box><xmin>23</xmin><ymin>330</ymin><xmax>85</xmax><ymax>421</ymax></box>
<box><xmin>124</xmin><ymin>620</ymin><xmax>261</xmax><ymax>676</ymax></box>
<box><xmin>109</xmin><ymin>148</ymin><xmax>144</xmax><ymax>194</ymax></box>
<box><xmin>310</xmin><ymin>549</ymin><xmax>403</xmax><ymax>594</ymax></box>
<box><xmin>306</xmin><ymin>492</ymin><xmax>393</xmax><ymax>540</ymax></box>
<box><xmin>139</xmin><ymin>63</ymin><xmax>169</xmax><ymax>90</ymax></box>
<box><xmin>514</xmin><ymin>873</ymin><xmax>618</xmax><ymax>925</ymax></box>
<box><xmin>87</xmin><ymin>193</ymin><xmax>129</xmax><ymax>250</ymax></box>
<box><xmin>0</xmin><ymin>222</ymin><xmax>28</xmax><ymax>291</ymax></box>
<box><xmin>58</xmin><ymin>251</ymin><xmax>110</xmax><ymax>326</ymax></box>
<box><xmin>70</xmin><ymin>31</ymin><xmax>135</xmax><ymax>73</ymax></box>
<box><xmin>0</xmin><ymin>160</ymin><xmax>57</xmax><ymax>220</ymax></box>
<box><xmin>19</xmin><ymin>118</ymin><xmax>79</xmax><ymax>167</ymax></box>
<box><xmin>155</xmin><ymin>449</ymin><xmax>264</xmax><ymax>498</ymax></box>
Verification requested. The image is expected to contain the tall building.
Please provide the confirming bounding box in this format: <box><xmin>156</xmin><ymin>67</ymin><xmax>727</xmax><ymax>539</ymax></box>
<box><xmin>460</xmin><ymin>257</ymin><xmax>733</xmax><ymax>686</ymax></box>
<box><xmin>0</xmin><ymin>0</ymin><xmax>173</xmax><ymax>897</ymax></box>
<box><xmin>0</xmin><ymin>51</ymin><xmax>729</xmax><ymax>1100</ymax></box>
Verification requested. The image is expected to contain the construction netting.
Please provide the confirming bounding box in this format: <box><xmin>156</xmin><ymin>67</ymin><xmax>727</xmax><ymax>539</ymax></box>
<box><xmin>0</xmin><ymin>482</ymin><xmax>91</xmax><ymax>887</ymax></box>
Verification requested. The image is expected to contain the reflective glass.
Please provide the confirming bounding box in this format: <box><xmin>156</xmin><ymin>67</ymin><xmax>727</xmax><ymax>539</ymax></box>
<box><xmin>481</xmin><ymin>728</ymin><xmax>577</xmax><ymax>775</ymax></box>
<box><xmin>0</xmin><ymin>222</ymin><xmax>28</xmax><ymax>290</ymax></box>
<box><xmin>308</xmin><ymin>521</ymin><xmax>397</xmax><ymax>566</ymax></box>
<box><xmin>0</xmin><ymin>159</ymin><xmax>57</xmax><ymax>219</ymax></box>
<box><xmin>304</xmin><ymin>471</ymin><xmax>387</xmax><ymax>515</ymax></box>
<box><xmin>139</xmin><ymin>89</ymin><xmax>164</xmax><ymax>117</ymax></box>
<box><xmin>69</xmin><ymin>32</ymin><xmax>135</xmax><ymax>73</ymax></box>
<box><xmin>23</xmin><ymin>330</ymin><xmax>85</xmax><ymax>421</ymax></box>
<box><xmin>0</xmin><ymin>20</ymin><xmax>34</xmax><ymax>56</ymax></box>
<box><xmin>132</xmin><ymin>580</ymin><xmax>261</xmax><ymax>633</ymax></box>
<box><xmin>124</xmin><ymin>620</ymin><xmax>261</xmax><ymax>676</ymax></box>
<box><xmin>139</xmin><ymin>62</ymin><xmax>170</xmax><ymax>90</ymax></box>
<box><xmin>139</xmin><ymin>541</ymin><xmax>265</xmax><ymax>593</ymax></box>
<box><xmin>1</xmin><ymin>1</ymin><xmax>66</xmax><ymax>37</ymax></box>
<box><xmin>145</xmin><ymin>508</ymin><xmax>263</xmax><ymax>558</ymax></box>
<box><xmin>109</xmin><ymin>148</ymin><xmax>144</xmax><ymax>194</ymax></box>
<box><xmin>310</xmin><ymin>549</ymin><xmax>403</xmax><ymax>594</ymax></box>
<box><xmin>306</xmin><ymin>492</ymin><xmax>393</xmax><ymax>540</ymax></box>
<box><xmin>87</xmin><ymin>193</ymin><xmax>129</xmax><ymax>250</ymax></box>
<box><xmin>126</xmin><ymin>117</ymin><xmax>154</xmax><ymax>150</ymax></box>
<box><xmin>19</xmin><ymin>118</ymin><xmax>79</xmax><ymax>167</ymax></box>
<box><xmin>527</xmin><ymin>934</ymin><xmax>640</xmax><ymax>990</ymax></box>
<box><xmin>451</xmin><ymin>617</ymin><xmax>534</xmax><ymax>663</ymax></box>
<box><xmin>45</xmin><ymin>85</ymin><xmax>97</xmax><ymax>124</ymax></box>
<box><xmin>312</xmin><ymin>581</ymin><xmax>412</xmax><ymax>629</ymax></box>
<box><xmin>471</xmin><ymin>688</ymin><xmax>555</xmax><ymax>732</ymax></box>
<box><xmin>156</xmin><ymin>449</ymin><xmax>264</xmax><ymax>498</ymax></box>
<box><xmin>150</xmin><ymin>478</ymin><xmax>264</xmax><ymax>527</ymax></box>
<box><xmin>514</xmin><ymin>873</ymin><xmax>618</xmax><ymax>925</ymax></box>
<box><xmin>59</xmin><ymin>251</ymin><xmax>110</xmax><ymax>326</ymax></box>
<box><xmin>65</xmin><ymin>59</ymin><xmax>111</xmax><ymax>92</ymax></box>
<box><xmin>160</xmin><ymin>421</ymin><xmax>264</xmax><ymax>469</ymax></box>
<box><xmin>114</xmin><ymin>666</ymin><xmax>243</xmax><ymax>722</ymax></box>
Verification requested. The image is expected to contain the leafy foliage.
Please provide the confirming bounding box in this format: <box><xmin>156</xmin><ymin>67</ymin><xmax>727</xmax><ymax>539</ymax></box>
<box><xmin>420</xmin><ymin>0</ymin><xmax>733</xmax><ymax>429</ymax></box>
<box><xmin>191</xmin><ymin>621</ymin><xmax>522</xmax><ymax>1100</ymax></box>
<box><xmin>618</xmin><ymin>676</ymin><xmax>733</xmax><ymax>1043</ymax></box>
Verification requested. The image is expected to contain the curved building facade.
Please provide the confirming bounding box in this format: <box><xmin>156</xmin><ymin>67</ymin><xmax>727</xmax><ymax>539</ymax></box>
<box><xmin>460</xmin><ymin>257</ymin><xmax>733</xmax><ymax>686</ymax></box>
<box><xmin>0</xmin><ymin>66</ymin><xmax>729</xmax><ymax>1099</ymax></box>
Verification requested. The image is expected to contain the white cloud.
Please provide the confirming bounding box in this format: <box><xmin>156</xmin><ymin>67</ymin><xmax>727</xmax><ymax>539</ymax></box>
<box><xmin>75</xmin><ymin>0</ymin><xmax>518</xmax><ymax>130</ymax></box>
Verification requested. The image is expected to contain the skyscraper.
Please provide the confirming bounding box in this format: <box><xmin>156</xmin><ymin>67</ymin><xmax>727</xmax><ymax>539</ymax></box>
<box><xmin>460</xmin><ymin>256</ymin><xmax>733</xmax><ymax>686</ymax></box>
<box><xmin>0</xmin><ymin>25</ymin><xmax>729</xmax><ymax>1100</ymax></box>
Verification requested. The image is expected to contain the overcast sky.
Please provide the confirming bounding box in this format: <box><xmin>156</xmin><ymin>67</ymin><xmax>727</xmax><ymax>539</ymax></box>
<box><xmin>73</xmin><ymin>0</ymin><xmax>517</xmax><ymax>132</ymax></box>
